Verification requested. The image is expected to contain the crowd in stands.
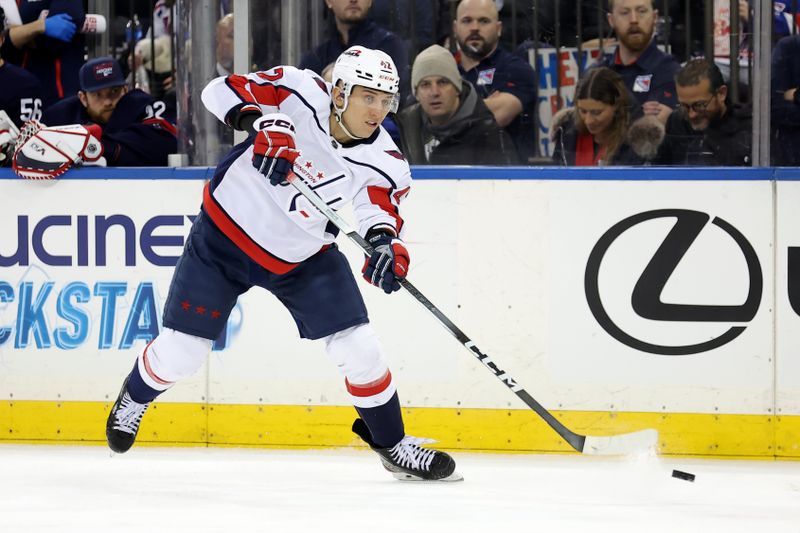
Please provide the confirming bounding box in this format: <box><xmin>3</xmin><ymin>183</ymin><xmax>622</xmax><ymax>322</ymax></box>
<box><xmin>1</xmin><ymin>0</ymin><xmax>799</xmax><ymax>169</ymax></box>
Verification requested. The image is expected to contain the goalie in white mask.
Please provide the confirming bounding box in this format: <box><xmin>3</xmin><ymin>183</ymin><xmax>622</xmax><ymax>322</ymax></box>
<box><xmin>105</xmin><ymin>46</ymin><xmax>462</xmax><ymax>482</ymax></box>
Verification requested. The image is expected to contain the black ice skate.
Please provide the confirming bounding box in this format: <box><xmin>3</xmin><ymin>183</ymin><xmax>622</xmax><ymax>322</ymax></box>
<box><xmin>106</xmin><ymin>378</ymin><xmax>151</xmax><ymax>453</ymax></box>
<box><xmin>352</xmin><ymin>418</ymin><xmax>463</xmax><ymax>482</ymax></box>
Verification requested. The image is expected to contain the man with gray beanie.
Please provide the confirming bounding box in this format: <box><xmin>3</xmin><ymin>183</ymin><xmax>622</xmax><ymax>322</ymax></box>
<box><xmin>396</xmin><ymin>44</ymin><xmax>518</xmax><ymax>165</ymax></box>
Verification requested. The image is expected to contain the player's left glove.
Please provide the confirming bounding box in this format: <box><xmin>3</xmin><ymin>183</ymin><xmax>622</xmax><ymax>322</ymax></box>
<box><xmin>362</xmin><ymin>230</ymin><xmax>410</xmax><ymax>294</ymax></box>
<box><xmin>251</xmin><ymin>113</ymin><xmax>300</xmax><ymax>186</ymax></box>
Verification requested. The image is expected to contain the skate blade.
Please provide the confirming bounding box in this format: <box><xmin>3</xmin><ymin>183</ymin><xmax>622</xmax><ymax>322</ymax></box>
<box><xmin>390</xmin><ymin>470</ymin><xmax>464</xmax><ymax>482</ymax></box>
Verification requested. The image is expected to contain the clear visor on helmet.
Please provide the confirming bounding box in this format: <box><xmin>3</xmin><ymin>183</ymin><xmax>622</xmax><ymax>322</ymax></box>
<box><xmin>349</xmin><ymin>87</ymin><xmax>400</xmax><ymax>114</ymax></box>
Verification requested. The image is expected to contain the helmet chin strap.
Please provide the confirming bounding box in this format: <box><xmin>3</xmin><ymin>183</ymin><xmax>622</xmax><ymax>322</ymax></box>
<box><xmin>333</xmin><ymin>109</ymin><xmax>363</xmax><ymax>140</ymax></box>
<box><xmin>332</xmin><ymin>86</ymin><xmax>366</xmax><ymax>141</ymax></box>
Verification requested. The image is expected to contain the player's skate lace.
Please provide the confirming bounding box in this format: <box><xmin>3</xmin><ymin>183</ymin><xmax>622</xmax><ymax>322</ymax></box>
<box><xmin>351</xmin><ymin>418</ymin><xmax>459</xmax><ymax>480</ymax></box>
<box><xmin>111</xmin><ymin>392</ymin><xmax>149</xmax><ymax>435</ymax></box>
<box><xmin>388</xmin><ymin>436</ymin><xmax>437</xmax><ymax>472</ymax></box>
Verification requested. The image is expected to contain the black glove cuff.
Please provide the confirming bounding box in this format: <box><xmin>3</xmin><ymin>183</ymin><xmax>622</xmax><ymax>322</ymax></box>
<box><xmin>365</xmin><ymin>225</ymin><xmax>397</xmax><ymax>243</ymax></box>
<box><xmin>224</xmin><ymin>103</ymin><xmax>262</xmax><ymax>130</ymax></box>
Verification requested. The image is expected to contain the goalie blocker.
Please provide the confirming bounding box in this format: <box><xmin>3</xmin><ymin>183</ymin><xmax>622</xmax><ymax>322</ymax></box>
<box><xmin>12</xmin><ymin>121</ymin><xmax>106</xmax><ymax>179</ymax></box>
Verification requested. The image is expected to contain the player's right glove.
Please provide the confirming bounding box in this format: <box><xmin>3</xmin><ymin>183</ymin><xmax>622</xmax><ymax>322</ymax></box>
<box><xmin>362</xmin><ymin>230</ymin><xmax>410</xmax><ymax>294</ymax></box>
<box><xmin>251</xmin><ymin>113</ymin><xmax>300</xmax><ymax>186</ymax></box>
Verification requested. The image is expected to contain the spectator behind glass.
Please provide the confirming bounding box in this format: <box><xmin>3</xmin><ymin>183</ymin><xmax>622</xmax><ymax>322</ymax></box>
<box><xmin>0</xmin><ymin>6</ymin><xmax>44</xmax><ymax>165</ymax></box>
<box><xmin>215</xmin><ymin>13</ymin><xmax>234</xmax><ymax>76</ymax></box>
<box><xmin>129</xmin><ymin>0</ymin><xmax>176</xmax><ymax>101</ymax></box>
<box><xmin>1</xmin><ymin>0</ymin><xmax>86</xmax><ymax>107</ymax></box>
<box><xmin>551</xmin><ymin>67</ymin><xmax>661</xmax><ymax>166</ymax></box>
<box><xmin>452</xmin><ymin>0</ymin><xmax>537</xmax><ymax>162</ymax></box>
<box><xmin>132</xmin><ymin>35</ymin><xmax>175</xmax><ymax>101</ymax></box>
<box><xmin>396</xmin><ymin>44</ymin><xmax>519</xmax><ymax>165</ymax></box>
<box><xmin>299</xmin><ymin>0</ymin><xmax>410</xmax><ymax>104</ymax></box>
<box><xmin>771</xmin><ymin>34</ymin><xmax>800</xmax><ymax>166</ymax></box>
<box><xmin>654</xmin><ymin>58</ymin><xmax>751</xmax><ymax>166</ymax></box>
<box><xmin>42</xmin><ymin>57</ymin><xmax>178</xmax><ymax>166</ymax></box>
<box><xmin>595</xmin><ymin>0</ymin><xmax>679</xmax><ymax>124</ymax></box>
<box><xmin>368</xmin><ymin>0</ymin><xmax>436</xmax><ymax>57</ymax></box>
<box><xmin>772</xmin><ymin>0</ymin><xmax>799</xmax><ymax>42</ymax></box>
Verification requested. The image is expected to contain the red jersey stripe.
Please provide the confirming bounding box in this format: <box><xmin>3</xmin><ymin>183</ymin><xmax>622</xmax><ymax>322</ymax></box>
<box><xmin>202</xmin><ymin>182</ymin><xmax>299</xmax><ymax>275</ymax></box>
<box><xmin>367</xmin><ymin>186</ymin><xmax>404</xmax><ymax>234</ymax></box>
<box><xmin>226</xmin><ymin>74</ymin><xmax>256</xmax><ymax>103</ymax></box>
<box><xmin>249</xmin><ymin>84</ymin><xmax>292</xmax><ymax>107</ymax></box>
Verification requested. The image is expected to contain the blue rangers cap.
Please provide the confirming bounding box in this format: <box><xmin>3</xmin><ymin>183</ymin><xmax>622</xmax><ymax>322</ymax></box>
<box><xmin>79</xmin><ymin>57</ymin><xmax>126</xmax><ymax>92</ymax></box>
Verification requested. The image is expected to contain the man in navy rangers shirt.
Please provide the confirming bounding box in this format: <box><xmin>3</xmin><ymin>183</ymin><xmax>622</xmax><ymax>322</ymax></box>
<box><xmin>42</xmin><ymin>57</ymin><xmax>177</xmax><ymax>166</ymax></box>
<box><xmin>596</xmin><ymin>0</ymin><xmax>679</xmax><ymax>124</ymax></box>
<box><xmin>452</xmin><ymin>0</ymin><xmax>537</xmax><ymax>162</ymax></box>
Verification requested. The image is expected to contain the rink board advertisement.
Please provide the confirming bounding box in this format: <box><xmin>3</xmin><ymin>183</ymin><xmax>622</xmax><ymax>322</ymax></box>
<box><xmin>0</xmin><ymin>169</ymin><xmax>798</xmax><ymax>456</ymax></box>
<box><xmin>775</xmin><ymin>180</ymin><xmax>800</xmax><ymax>455</ymax></box>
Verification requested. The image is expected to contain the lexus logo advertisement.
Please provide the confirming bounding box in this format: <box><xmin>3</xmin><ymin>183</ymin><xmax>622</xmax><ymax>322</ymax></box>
<box><xmin>585</xmin><ymin>209</ymin><xmax>763</xmax><ymax>356</ymax></box>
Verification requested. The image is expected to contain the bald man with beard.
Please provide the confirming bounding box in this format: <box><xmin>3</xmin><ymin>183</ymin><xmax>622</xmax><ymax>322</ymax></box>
<box><xmin>452</xmin><ymin>0</ymin><xmax>537</xmax><ymax>161</ymax></box>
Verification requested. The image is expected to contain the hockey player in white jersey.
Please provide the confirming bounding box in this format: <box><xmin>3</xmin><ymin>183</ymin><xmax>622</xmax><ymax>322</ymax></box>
<box><xmin>105</xmin><ymin>46</ymin><xmax>461</xmax><ymax>482</ymax></box>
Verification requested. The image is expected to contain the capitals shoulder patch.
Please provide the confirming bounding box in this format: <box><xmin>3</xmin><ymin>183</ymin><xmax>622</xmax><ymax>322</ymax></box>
<box><xmin>385</xmin><ymin>149</ymin><xmax>405</xmax><ymax>161</ymax></box>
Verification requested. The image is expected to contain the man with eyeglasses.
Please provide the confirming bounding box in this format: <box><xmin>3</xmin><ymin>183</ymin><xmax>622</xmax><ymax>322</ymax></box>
<box><xmin>654</xmin><ymin>58</ymin><xmax>752</xmax><ymax>166</ymax></box>
<box><xmin>41</xmin><ymin>57</ymin><xmax>177</xmax><ymax>166</ymax></box>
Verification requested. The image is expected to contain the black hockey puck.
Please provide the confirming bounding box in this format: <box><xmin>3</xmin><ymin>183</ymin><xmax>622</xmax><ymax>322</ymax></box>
<box><xmin>671</xmin><ymin>469</ymin><xmax>695</xmax><ymax>482</ymax></box>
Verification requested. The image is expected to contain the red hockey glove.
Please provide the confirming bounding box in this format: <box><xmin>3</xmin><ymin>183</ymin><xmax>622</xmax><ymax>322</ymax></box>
<box><xmin>251</xmin><ymin>113</ymin><xmax>300</xmax><ymax>186</ymax></box>
<box><xmin>362</xmin><ymin>231</ymin><xmax>409</xmax><ymax>294</ymax></box>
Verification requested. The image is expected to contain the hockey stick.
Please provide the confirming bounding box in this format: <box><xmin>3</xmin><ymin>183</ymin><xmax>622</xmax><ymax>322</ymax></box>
<box><xmin>287</xmin><ymin>174</ymin><xmax>658</xmax><ymax>455</ymax></box>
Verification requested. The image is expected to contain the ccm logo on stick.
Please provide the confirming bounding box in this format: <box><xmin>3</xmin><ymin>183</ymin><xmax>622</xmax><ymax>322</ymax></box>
<box><xmin>584</xmin><ymin>209</ymin><xmax>762</xmax><ymax>356</ymax></box>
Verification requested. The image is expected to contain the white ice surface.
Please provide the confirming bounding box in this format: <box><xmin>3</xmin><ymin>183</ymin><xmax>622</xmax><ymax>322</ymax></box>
<box><xmin>1</xmin><ymin>444</ymin><xmax>799</xmax><ymax>533</ymax></box>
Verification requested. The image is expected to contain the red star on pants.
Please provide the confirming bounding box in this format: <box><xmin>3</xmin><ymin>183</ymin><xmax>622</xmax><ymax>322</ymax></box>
<box><xmin>181</xmin><ymin>301</ymin><xmax>191</xmax><ymax>310</ymax></box>
<box><xmin>195</xmin><ymin>306</ymin><xmax>206</xmax><ymax>315</ymax></box>
<box><xmin>211</xmin><ymin>310</ymin><xmax>221</xmax><ymax>319</ymax></box>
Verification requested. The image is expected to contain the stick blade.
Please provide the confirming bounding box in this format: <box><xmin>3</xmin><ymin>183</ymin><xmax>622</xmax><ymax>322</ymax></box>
<box><xmin>581</xmin><ymin>429</ymin><xmax>659</xmax><ymax>456</ymax></box>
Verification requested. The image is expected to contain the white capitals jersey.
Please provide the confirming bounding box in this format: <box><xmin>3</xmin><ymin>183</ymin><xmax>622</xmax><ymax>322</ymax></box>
<box><xmin>200</xmin><ymin>66</ymin><xmax>411</xmax><ymax>274</ymax></box>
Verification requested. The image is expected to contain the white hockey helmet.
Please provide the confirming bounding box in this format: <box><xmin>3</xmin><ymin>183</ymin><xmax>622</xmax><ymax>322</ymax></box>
<box><xmin>331</xmin><ymin>46</ymin><xmax>400</xmax><ymax>114</ymax></box>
